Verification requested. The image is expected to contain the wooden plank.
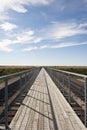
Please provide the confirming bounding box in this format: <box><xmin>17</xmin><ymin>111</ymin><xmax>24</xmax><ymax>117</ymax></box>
<box><xmin>54</xmin><ymin>83</ymin><xmax>85</xmax><ymax>130</ymax></box>
<box><xmin>10</xmin><ymin>68</ymin><xmax>87</xmax><ymax>130</ymax></box>
<box><xmin>44</xmin><ymin>68</ymin><xmax>86</xmax><ymax>130</ymax></box>
<box><xmin>43</xmin><ymin>87</ymin><xmax>50</xmax><ymax>130</ymax></box>
<box><xmin>47</xmin><ymin>83</ymin><xmax>63</xmax><ymax>130</ymax></box>
<box><xmin>19</xmin><ymin>85</ymin><xmax>37</xmax><ymax>130</ymax></box>
<box><xmin>9</xmin><ymin>88</ymin><xmax>32</xmax><ymax>129</ymax></box>
<box><xmin>10</xmin><ymin>84</ymin><xmax>35</xmax><ymax>130</ymax></box>
<box><xmin>25</xmin><ymin>79</ymin><xmax>41</xmax><ymax>130</ymax></box>
<box><xmin>38</xmin><ymin>78</ymin><xmax>44</xmax><ymax>130</ymax></box>
<box><xmin>53</xmin><ymin>87</ymin><xmax>74</xmax><ymax>130</ymax></box>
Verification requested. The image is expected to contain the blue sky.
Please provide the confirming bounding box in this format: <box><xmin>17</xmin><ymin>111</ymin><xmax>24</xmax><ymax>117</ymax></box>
<box><xmin>0</xmin><ymin>0</ymin><xmax>87</xmax><ymax>66</ymax></box>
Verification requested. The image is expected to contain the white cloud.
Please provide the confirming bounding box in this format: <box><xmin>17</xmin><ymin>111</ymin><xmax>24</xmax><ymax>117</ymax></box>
<box><xmin>41</xmin><ymin>22</ymin><xmax>87</xmax><ymax>40</ymax></box>
<box><xmin>0</xmin><ymin>22</ymin><xmax>17</xmax><ymax>32</ymax></box>
<box><xmin>0</xmin><ymin>29</ymin><xmax>42</xmax><ymax>52</ymax></box>
<box><xmin>0</xmin><ymin>39</ymin><xmax>13</xmax><ymax>52</ymax></box>
<box><xmin>27</xmin><ymin>0</ymin><xmax>52</xmax><ymax>5</ymax></box>
<box><xmin>79</xmin><ymin>23</ymin><xmax>87</xmax><ymax>28</ymax></box>
<box><xmin>15</xmin><ymin>30</ymin><xmax>42</xmax><ymax>44</ymax></box>
<box><xmin>16</xmin><ymin>30</ymin><xmax>34</xmax><ymax>43</ymax></box>
<box><xmin>40</xmin><ymin>45</ymin><xmax>48</xmax><ymax>49</ymax></box>
<box><xmin>23</xmin><ymin>45</ymin><xmax>48</xmax><ymax>52</ymax></box>
<box><xmin>0</xmin><ymin>21</ymin><xmax>87</xmax><ymax>52</ymax></box>
<box><xmin>23</xmin><ymin>42</ymin><xmax>87</xmax><ymax>52</ymax></box>
<box><xmin>33</xmin><ymin>37</ymin><xmax>42</xmax><ymax>43</ymax></box>
<box><xmin>0</xmin><ymin>0</ymin><xmax>53</xmax><ymax>21</ymax></box>
<box><xmin>0</xmin><ymin>46</ymin><xmax>12</xmax><ymax>52</ymax></box>
<box><xmin>50</xmin><ymin>42</ymin><xmax>87</xmax><ymax>48</ymax></box>
<box><xmin>25</xmin><ymin>30</ymin><xmax>34</xmax><ymax>36</ymax></box>
<box><xmin>11</xmin><ymin>4</ymin><xmax>27</xmax><ymax>13</ymax></box>
<box><xmin>23</xmin><ymin>46</ymin><xmax>38</xmax><ymax>51</ymax></box>
<box><xmin>0</xmin><ymin>0</ymin><xmax>52</xmax><ymax>14</ymax></box>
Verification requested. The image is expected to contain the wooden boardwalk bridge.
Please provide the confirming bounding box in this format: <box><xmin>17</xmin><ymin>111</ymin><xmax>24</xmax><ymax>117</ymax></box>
<box><xmin>10</xmin><ymin>68</ymin><xmax>86</xmax><ymax>130</ymax></box>
<box><xmin>0</xmin><ymin>68</ymin><xmax>87</xmax><ymax>130</ymax></box>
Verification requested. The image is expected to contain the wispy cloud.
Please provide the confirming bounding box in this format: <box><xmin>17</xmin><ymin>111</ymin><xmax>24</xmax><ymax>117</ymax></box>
<box><xmin>33</xmin><ymin>37</ymin><xmax>42</xmax><ymax>43</ymax></box>
<box><xmin>0</xmin><ymin>39</ymin><xmax>13</xmax><ymax>52</ymax></box>
<box><xmin>40</xmin><ymin>45</ymin><xmax>48</xmax><ymax>49</ymax></box>
<box><xmin>0</xmin><ymin>0</ymin><xmax>53</xmax><ymax>22</ymax></box>
<box><xmin>23</xmin><ymin>46</ymin><xmax>38</xmax><ymax>51</ymax></box>
<box><xmin>4</xmin><ymin>21</ymin><xmax>87</xmax><ymax>42</ymax></box>
<box><xmin>0</xmin><ymin>29</ymin><xmax>42</xmax><ymax>52</ymax></box>
<box><xmin>15</xmin><ymin>30</ymin><xmax>42</xmax><ymax>44</ymax></box>
<box><xmin>79</xmin><ymin>23</ymin><xmax>87</xmax><ymax>28</ymax></box>
<box><xmin>50</xmin><ymin>42</ymin><xmax>87</xmax><ymax>48</ymax></box>
<box><xmin>23</xmin><ymin>45</ymin><xmax>48</xmax><ymax>52</ymax></box>
<box><xmin>23</xmin><ymin>42</ymin><xmax>87</xmax><ymax>52</ymax></box>
<box><xmin>0</xmin><ymin>22</ymin><xmax>17</xmax><ymax>32</ymax></box>
<box><xmin>1</xmin><ymin>20</ymin><xmax>87</xmax><ymax>52</ymax></box>
<box><xmin>0</xmin><ymin>0</ymin><xmax>52</xmax><ymax>14</ymax></box>
<box><xmin>40</xmin><ymin>22</ymin><xmax>87</xmax><ymax>40</ymax></box>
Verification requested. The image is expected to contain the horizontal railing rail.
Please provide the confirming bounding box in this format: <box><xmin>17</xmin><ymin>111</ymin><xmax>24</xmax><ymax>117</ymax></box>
<box><xmin>45</xmin><ymin>67</ymin><xmax>87</xmax><ymax>127</ymax></box>
<box><xmin>0</xmin><ymin>68</ymin><xmax>35</xmax><ymax>80</ymax></box>
<box><xmin>0</xmin><ymin>67</ymin><xmax>41</xmax><ymax>130</ymax></box>
<box><xmin>49</xmin><ymin>67</ymin><xmax>87</xmax><ymax>78</ymax></box>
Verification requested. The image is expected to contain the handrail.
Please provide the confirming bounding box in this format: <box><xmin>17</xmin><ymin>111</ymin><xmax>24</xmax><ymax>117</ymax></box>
<box><xmin>0</xmin><ymin>67</ymin><xmax>39</xmax><ymax>129</ymax></box>
<box><xmin>0</xmin><ymin>68</ymin><xmax>34</xmax><ymax>80</ymax></box>
<box><xmin>48</xmin><ymin>67</ymin><xmax>87</xmax><ymax>78</ymax></box>
<box><xmin>45</xmin><ymin>67</ymin><xmax>87</xmax><ymax>127</ymax></box>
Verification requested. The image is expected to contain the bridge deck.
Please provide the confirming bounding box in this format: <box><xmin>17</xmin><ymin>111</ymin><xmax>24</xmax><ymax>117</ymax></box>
<box><xmin>10</xmin><ymin>68</ymin><xmax>86</xmax><ymax>130</ymax></box>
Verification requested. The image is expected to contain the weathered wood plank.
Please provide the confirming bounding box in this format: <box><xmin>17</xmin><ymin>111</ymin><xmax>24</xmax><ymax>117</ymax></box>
<box><xmin>44</xmin><ymin>69</ymin><xmax>86</xmax><ymax>130</ymax></box>
<box><xmin>10</xmin><ymin>68</ymin><xmax>87</xmax><ymax>130</ymax></box>
<box><xmin>10</xmin><ymin>88</ymin><xmax>33</xmax><ymax>129</ymax></box>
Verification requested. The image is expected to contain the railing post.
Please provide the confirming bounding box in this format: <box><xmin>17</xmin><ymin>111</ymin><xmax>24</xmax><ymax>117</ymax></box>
<box><xmin>85</xmin><ymin>78</ymin><xmax>87</xmax><ymax>127</ymax></box>
<box><xmin>4</xmin><ymin>78</ymin><xmax>8</xmax><ymax>130</ymax></box>
<box><xmin>20</xmin><ymin>74</ymin><xmax>22</xmax><ymax>90</ymax></box>
<box><xmin>57</xmin><ymin>72</ymin><xmax>60</xmax><ymax>89</ymax></box>
<box><xmin>26</xmin><ymin>73</ymin><xmax>28</xmax><ymax>82</ymax></box>
<box><xmin>25</xmin><ymin>73</ymin><xmax>27</xmax><ymax>83</ymax></box>
<box><xmin>68</xmin><ymin>74</ymin><xmax>71</xmax><ymax>103</ymax></box>
<box><xmin>62</xmin><ymin>74</ymin><xmax>65</xmax><ymax>95</ymax></box>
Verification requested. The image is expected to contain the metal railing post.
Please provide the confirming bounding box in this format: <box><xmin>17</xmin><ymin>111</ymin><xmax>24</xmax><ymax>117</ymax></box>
<box><xmin>25</xmin><ymin>73</ymin><xmax>27</xmax><ymax>83</ymax></box>
<box><xmin>4</xmin><ymin>78</ymin><xmax>8</xmax><ymax>129</ymax></box>
<box><xmin>58</xmin><ymin>72</ymin><xmax>60</xmax><ymax>86</ymax></box>
<box><xmin>68</xmin><ymin>74</ymin><xmax>71</xmax><ymax>103</ymax></box>
<box><xmin>20</xmin><ymin>75</ymin><xmax>22</xmax><ymax>89</ymax></box>
<box><xmin>62</xmin><ymin>74</ymin><xmax>65</xmax><ymax>95</ymax></box>
<box><xmin>85</xmin><ymin>78</ymin><xmax>87</xmax><ymax>127</ymax></box>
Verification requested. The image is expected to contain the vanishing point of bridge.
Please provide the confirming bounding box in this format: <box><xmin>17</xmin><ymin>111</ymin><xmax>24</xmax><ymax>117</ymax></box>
<box><xmin>0</xmin><ymin>67</ymin><xmax>87</xmax><ymax>130</ymax></box>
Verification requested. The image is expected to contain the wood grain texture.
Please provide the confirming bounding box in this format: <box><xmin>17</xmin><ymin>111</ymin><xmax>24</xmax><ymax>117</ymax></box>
<box><xmin>10</xmin><ymin>68</ymin><xmax>87</xmax><ymax>130</ymax></box>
